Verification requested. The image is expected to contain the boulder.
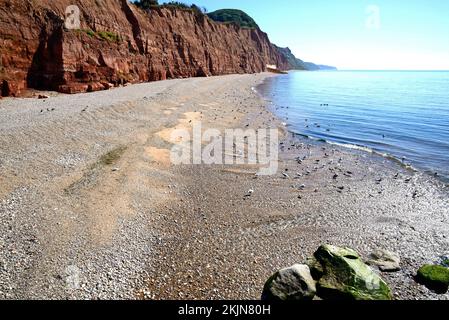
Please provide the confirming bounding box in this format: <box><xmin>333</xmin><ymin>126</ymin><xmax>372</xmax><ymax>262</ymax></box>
<box><xmin>262</xmin><ymin>264</ymin><xmax>316</xmax><ymax>301</ymax></box>
<box><xmin>58</xmin><ymin>83</ymin><xmax>89</xmax><ymax>94</ymax></box>
<box><xmin>306</xmin><ymin>256</ymin><xmax>324</xmax><ymax>280</ymax></box>
<box><xmin>87</xmin><ymin>82</ymin><xmax>105</xmax><ymax>92</ymax></box>
<box><xmin>313</xmin><ymin>245</ymin><xmax>392</xmax><ymax>300</ymax></box>
<box><xmin>416</xmin><ymin>265</ymin><xmax>449</xmax><ymax>294</ymax></box>
<box><xmin>367</xmin><ymin>249</ymin><xmax>401</xmax><ymax>272</ymax></box>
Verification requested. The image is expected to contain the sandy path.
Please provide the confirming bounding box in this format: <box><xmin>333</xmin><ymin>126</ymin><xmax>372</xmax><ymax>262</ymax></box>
<box><xmin>0</xmin><ymin>74</ymin><xmax>448</xmax><ymax>300</ymax></box>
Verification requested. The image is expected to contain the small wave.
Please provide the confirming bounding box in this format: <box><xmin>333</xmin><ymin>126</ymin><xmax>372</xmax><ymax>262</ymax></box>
<box><xmin>292</xmin><ymin>132</ymin><xmax>418</xmax><ymax>172</ymax></box>
<box><xmin>326</xmin><ymin>140</ymin><xmax>374</xmax><ymax>153</ymax></box>
<box><xmin>327</xmin><ymin>141</ymin><xmax>417</xmax><ymax>171</ymax></box>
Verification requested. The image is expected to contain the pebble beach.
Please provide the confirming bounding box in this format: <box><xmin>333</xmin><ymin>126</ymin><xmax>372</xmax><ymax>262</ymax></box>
<box><xmin>0</xmin><ymin>73</ymin><xmax>448</xmax><ymax>300</ymax></box>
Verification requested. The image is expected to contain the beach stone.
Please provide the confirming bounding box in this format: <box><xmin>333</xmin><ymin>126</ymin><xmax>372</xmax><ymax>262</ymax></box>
<box><xmin>367</xmin><ymin>249</ymin><xmax>401</xmax><ymax>272</ymax></box>
<box><xmin>306</xmin><ymin>256</ymin><xmax>324</xmax><ymax>280</ymax></box>
<box><xmin>313</xmin><ymin>245</ymin><xmax>393</xmax><ymax>300</ymax></box>
<box><xmin>261</xmin><ymin>264</ymin><xmax>316</xmax><ymax>301</ymax></box>
<box><xmin>416</xmin><ymin>265</ymin><xmax>449</xmax><ymax>294</ymax></box>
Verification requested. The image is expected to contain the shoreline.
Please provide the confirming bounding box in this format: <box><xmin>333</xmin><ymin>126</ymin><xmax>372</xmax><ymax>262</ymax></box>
<box><xmin>0</xmin><ymin>73</ymin><xmax>448</xmax><ymax>300</ymax></box>
<box><xmin>255</xmin><ymin>75</ymin><xmax>449</xmax><ymax>187</ymax></box>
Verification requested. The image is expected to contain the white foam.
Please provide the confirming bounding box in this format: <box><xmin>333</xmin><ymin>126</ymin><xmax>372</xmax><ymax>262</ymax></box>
<box><xmin>326</xmin><ymin>141</ymin><xmax>374</xmax><ymax>153</ymax></box>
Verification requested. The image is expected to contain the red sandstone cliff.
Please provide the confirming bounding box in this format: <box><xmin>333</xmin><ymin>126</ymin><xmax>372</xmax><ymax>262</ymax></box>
<box><xmin>0</xmin><ymin>0</ymin><xmax>290</xmax><ymax>97</ymax></box>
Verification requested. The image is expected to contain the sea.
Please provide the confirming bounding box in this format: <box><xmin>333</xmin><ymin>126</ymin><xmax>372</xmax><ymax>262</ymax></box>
<box><xmin>258</xmin><ymin>70</ymin><xmax>449</xmax><ymax>182</ymax></box>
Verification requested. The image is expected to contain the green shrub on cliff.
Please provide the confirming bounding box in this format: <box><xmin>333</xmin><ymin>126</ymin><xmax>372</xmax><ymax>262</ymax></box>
<box><xmin>84</xmin><ymin>29</ymin><xmax>95</xmax><ymax>38</ymax></box>
<box><xmin>134</xmin><ymin>0</ymin><xmax>159</xmax><ymax>10</ymax></box>
<box><xmin>134</xmin><ymin>1</ymin><xmax>206</xmax><ymax>15</ymax></box>
<box><xmin>207</xmin><ymin>9</ymin><xmax>259</xmax><ymax>29</ymax></box>
<box><xmin>77</xmin><ymin>29</ymin><xmax>120</xmax><ymax>42</ymax></box>
<box><xmin>97</xmin><ymin>31</ymin><xmax>120</xmax><ymax>42</ymax></box>
<box><xmin>162</xmin><ymin>1</ymin><xmax>189</xmax><ymax>9</ymax></box>
<box><xmin>160</xmin><ymin>2</ymin><xmax>206</xmax><ymax>15</ymax></box>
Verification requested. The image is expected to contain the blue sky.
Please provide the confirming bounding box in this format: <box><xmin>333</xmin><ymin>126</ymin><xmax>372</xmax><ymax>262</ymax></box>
<box><xmin>158</xmin><ymin>0</ymin><xmax>449</xmax><ymax>70</ymax></box>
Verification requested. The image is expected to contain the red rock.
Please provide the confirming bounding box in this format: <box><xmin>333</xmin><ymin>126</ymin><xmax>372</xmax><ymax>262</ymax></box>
<box><xmin>0</xmin><ymin>0</ymin><xmax>292</xmax><ymax>97</ymax></box>
<box><xmin>87</xmin><ymin>82</ymin><xmax>105</xmax><ymax>92</ymax></box>
<box><xmin>1</xmin><ymin>80</ymin><xmax>22</xmax><ymax>97</ymax></box>
<box><xmin>100</xmin><ymin>82</ymin><xmax>114</xmax><ymax>90</ymax></box>
<box><xmin>58</xmin><ymin>83</ymin><xmax>89</xmax><ymax>94</ymax></box>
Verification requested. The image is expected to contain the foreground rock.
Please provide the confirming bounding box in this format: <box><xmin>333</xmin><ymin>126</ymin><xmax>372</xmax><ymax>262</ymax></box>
<box><xmin>367</xmin><ymin>249</ymin><xmax>401</xmax><ymax>272</ymax></box>
<box><xmin>310</xmin><ymin>245</ymin><xmax>393</xmax><ymax>300</ymax></box>
<box><xmin>416</xmin><ymin>265</ymin><xmax>449</xmax><ymax>294</ymax></box>
<box><xmin>262</xmin><ymin>264</ymin><xmax>316</xmax><ymax>301</ymax></box>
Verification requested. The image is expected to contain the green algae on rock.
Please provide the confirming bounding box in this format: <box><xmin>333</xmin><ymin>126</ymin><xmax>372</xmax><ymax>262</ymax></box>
<box><xmin>416</xmin><ymin>265</ymin><xmax>449</xmax><ymax>294</ymax></box>
<box><xmin>312</xmin><ymin>245</ymin><xmax>393</xmax><ymax>300</ymax></box>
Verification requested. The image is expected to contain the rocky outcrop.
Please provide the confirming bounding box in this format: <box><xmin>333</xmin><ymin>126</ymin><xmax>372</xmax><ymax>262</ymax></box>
<box><xmin>301</xmin><ymin>62</ymin><xmax>337</xmax><ymax>71</ymax></box>
<box><xmin>0</xmin><ymin>0</ymin><xmax>291</xmax><ymax>97</ymax></box>
<box><xmin>274</xmin><ymin>46</ymin><xmax>337</xmax><ymax>71</ymax></box>
<box><xmin>274</xmin><ymin>46</ymin><xmax>308</xmax><ymax>70</ymax></box>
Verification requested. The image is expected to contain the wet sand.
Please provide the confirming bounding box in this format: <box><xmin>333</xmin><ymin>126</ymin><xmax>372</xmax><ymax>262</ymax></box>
<box><xmin>0</xmin><ymin>73</ymin><xmax>448</xmax><ymax>300</ymax></box>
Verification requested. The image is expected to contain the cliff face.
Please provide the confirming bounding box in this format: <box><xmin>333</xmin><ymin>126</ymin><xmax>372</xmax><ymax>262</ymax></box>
<box><xmin>0</xmin><ymin>0</ymin><xmax>290</xmax><ymax>96</ymax></box>
<box><xmin>274</xmin><ymin>46</ymin><xmax>308</xmax><ymax>71</ymax></box>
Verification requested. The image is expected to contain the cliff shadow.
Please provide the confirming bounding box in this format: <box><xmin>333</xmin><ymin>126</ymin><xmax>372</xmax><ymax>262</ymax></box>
<box><xmin>27</xmin><ymin>28</ymin><xmax>65</xmax><ymax>91</ymax></box>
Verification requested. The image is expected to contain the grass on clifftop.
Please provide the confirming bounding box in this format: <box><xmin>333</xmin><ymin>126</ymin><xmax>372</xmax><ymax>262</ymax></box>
<box><xmin>133</xmin><ymin>1</ymin><xmax>206</xmax><ymax>15</ymax></box>
<box><xmin>207</xmin><ymin>9</ymin><xmax>259</xmax><ymax>29</ymax></box>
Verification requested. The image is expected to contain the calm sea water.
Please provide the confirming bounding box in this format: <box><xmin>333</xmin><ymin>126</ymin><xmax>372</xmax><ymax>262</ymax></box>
<box><xmin>258</xmin><ymin>71</ymin><xmax>449</xmax><ymax>182</ymax></box>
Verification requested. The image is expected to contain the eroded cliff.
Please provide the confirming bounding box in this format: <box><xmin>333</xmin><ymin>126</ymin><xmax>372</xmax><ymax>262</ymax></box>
<box><xmin>0</xmin><ymin>0</ymin><xmax>291</xmax><ymax>96</ymax></box>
